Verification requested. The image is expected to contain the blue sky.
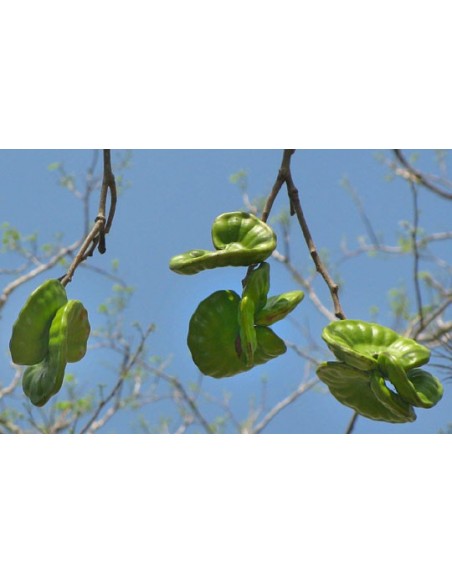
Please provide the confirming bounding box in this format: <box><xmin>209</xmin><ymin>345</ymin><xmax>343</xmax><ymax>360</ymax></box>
<box><xmin>0</xmin><ymin>149</ymin><xmax>450</xmax><ymax>433</ymax></box>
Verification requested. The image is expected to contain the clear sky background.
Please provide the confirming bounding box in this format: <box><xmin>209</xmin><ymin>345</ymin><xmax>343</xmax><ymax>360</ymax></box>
<box><xmin>0</xmin><ymin>149</ymin><xmax>450</xmax><ymax>434</ymax></box>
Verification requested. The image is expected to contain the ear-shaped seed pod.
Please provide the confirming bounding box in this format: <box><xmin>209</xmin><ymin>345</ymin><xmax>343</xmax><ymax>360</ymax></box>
<box><xmin>369</xmin><ymin>370</ymin><xmax>417</xmax><ymax>422</ymax></box>
<box><xmin>241</xmin><ymin>262</ymin><xmax>270</xmax><ymax>314</ymax></box>
<box><xmin>255</xmin><ymin>291</ymin><xmax>304</xmax><ymax>326</ymax></box>
<box><xmin>238</xmin><ymin>295</ymin><xmax>257</xmax><ymax>367</ymax></box>
<box><xmin>321</xmin><ymin>320</ymin><xmax>431</xmax><ymax>372</ymax></box>
<box><xmin>187</xmin><ymin>290</ymin><xmax>245</xmax><ymax>378</ymax></box>
<box><xmin>187</xmin><ymin>289</ymin><xmax>288</xmax><ymax>378</ymax></box>
<box><xmin>65</xmin><ymin>300</ymin><xmax>91</xmax><ymax>363</ymax></box>
<box><xmin>316</xmin><ymin>361</ymin><xmax>416</xmax><ymax>423</ymax></box>
<box><xmin>378</xmin><ymin>353</ymin><xmax>443</xmax><ymax>409</ymax></box>
<box><xmin>405</xmin><ymin>368</ymin><xmax>443</xmax><ymax>408</ymax></box>
<box><xmin>22</xmin><ymin>300</ymin><xmax>90</xmax><ymax>407</ymax></box>
<box><xmin>253</xmin><ymin>326</ymin><xmax>287</xmax><ymax>364</ymax></box>
<box><xmin>22</xmin><ymin>300</ymin><xmax>89</xmax><ymax>406</ymax></box>
<box><xmin>238</xmin><ymin>263</ymin><xmax>271</xmax><ymax>366</ymax></box>
<box><xmin>9</xmin><ymin>279</ymin><xmax>68</xmax><ymax>365</ymax></box>
<box><xmin>169</xmin><ymin>212</ymin><xmax>277</xmax><ymax>274</ymax></box>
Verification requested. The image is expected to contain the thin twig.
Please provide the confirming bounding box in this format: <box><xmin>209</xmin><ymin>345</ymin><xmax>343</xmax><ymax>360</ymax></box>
<box><xmin>261</xmin><ymin>150</ymin><xmax>346</xmax><ymax>320</ymax></box>
<box><xmin>272</xmin><ymin>249</ymin><xmax>336</xmax><ymax>321</ymax></box>
<box><xmin>143</xmin><ymin>364</ymin><xmax>214</xmax><ymax>434</ymax></box>
<box><xmin>0</xmin><ymin>366</ymin><xmax>22</xmax><ymax>399</ymax></box>
<box><xmin>409</xmin><ymin>180</ymin><xmax>424</xmax><ymax>329</ymax></box>
<box><xmin>261</xmin><ymin>149</ymin><xmax>296</xmax><ymax>222</ymax></box>
<box><xmin>80</xmin><ymin>325</ymin><xmax>152</xmax><ymax>434</ymax></box>
<box><xmin>61</xmin><ymin>149</ymin><xmax>117</xmax><ymax>286</ymax></box>
<box><xmin>252</xmin><ymin>377</ymin><xmax>318</xmax><ymax>434</ymax></box>
<box><xmin>393</xmin><ymin>150</ymin><xmax>452</xmax><ymax>201</ymax></box>
<box><xmin>0</xmin><ymin>240</ymin><xmax>81</xmax><ymax>308</ymax></box>
<box><xmin>345</xmin><ymin>411</ymin><xmax>359</xmax><ymax>434</ymax></box>
<box><xmin>283</xmin><ymin>151</ymin><xmax>346</xmax><ymax>320</ymax></box>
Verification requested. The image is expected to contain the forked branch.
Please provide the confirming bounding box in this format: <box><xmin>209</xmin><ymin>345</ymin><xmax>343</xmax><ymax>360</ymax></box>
<box><xmin>263</xmin><ymin>149</ymin><xmax>346</xmax><ymax>320</ymax></box>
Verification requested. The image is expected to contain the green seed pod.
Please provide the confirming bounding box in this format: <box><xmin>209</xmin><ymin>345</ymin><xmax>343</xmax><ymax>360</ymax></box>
<box><xmin>187</xmin><ymin>290</ymin><xmax>245</xmax><ymax>378</ymax></box>
<box><xmin>316</xmin><ymin>361</ymin><xmax>416</xmax><ymax>423</ymax></box>
<box><xmin>405</xmin><ymin>368</ymin><xmax>443</xmax><ymax>408</ymax></box>
<box><xmin>369</xmin><ymin>370</ymin><xmax>417</xmax><ymax>422</ymax></box>
<box><xmin>255</xmin><ymin>291</ymin><xmax>304</xmax><ymax>326</ymax></box>
<box><xmin>9</xmin><ymin>279</ymin><xmax>68</xmax><ymax>365</ymax></box>
<box><xmin>253</xmin><ymin>326</ymin><xmax>287</xmax><ymax>364</ymax></box>
<box><xmin>187</xmin><ymin>290</ymin><xmax>287</xmax><ymax>378</ymax></box>
<box><xmin>239</xmin><ymin>295</ymin><xmax>257</xmax><ymax>367</ymax></box>
<box><xmin>169</xmin><ymin>212</ymin><xmax>277</xmax><ymax>274</ymax></box>
<box><xmin>22</xmin><ymin>300</ymin><xmax>91</xmax><ymax>407</ymax></box>
<box><xmin>238</xmin><ymin>263</ymin><xmax>271</xmax><ymax>366</ymax></box>
<box><xmin>377</xmin><ymin>353</ymin><xmax>443</xmax><ymax>408</ymax></box>
<box><xmin>321</xmin><ymin>320</ymin><xmax>431</xmax><ymax>372</ymax></box>
<box><xmin>241</xmin><ymin>262</ymin><xmax>270</xmax><ymax>314</ymax></box>
<box><xmin>65</xmin><ymin>300</ymin><xmax>91</xmax><ymax>363</ymax></box>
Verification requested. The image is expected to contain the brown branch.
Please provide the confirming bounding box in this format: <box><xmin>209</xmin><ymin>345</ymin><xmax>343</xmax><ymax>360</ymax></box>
<box><xmin>261</xmin><ymin>150</ymin><xmax>346</xmax><ymax>320</ymax></box>
<box><xmin>261</xmin><ymin>149</ymin><xmax>296</xmax><ymax>222</ymax></box>
<box><xmin>345</xmin><ymin>411</ymin><xmax>359</xmax><ymax>434</ymax></box>
<box><xmin>393</xmin><ymin>150</ymin><xmax>452</xmax><ymax>201</ymax></box>
<box><xmin>61</xmin><ymin>149</ymin><xmax>117</xmax><ymax>286</ymax></box>
<box><xmin>272</xmin><ymin>250</ymin><xmax>336</xmax><ymax>321</ymax></box>
<box><xmin>284</xmin><ymin>151</ymin><xmax>346</xmax><ymax>320</ymax></box>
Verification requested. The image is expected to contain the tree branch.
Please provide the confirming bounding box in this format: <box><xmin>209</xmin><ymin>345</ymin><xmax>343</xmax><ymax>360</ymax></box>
<box><xmin>409</xmin><ymin>180</ymin><xmax>424</xmax><ymax>329</ymax></box>
<box><xmin>393</xmin><ymin>149</ymin><xmax>452</xmax><ymax>201</ymax></box>
<box><xmin>61</xmin><ymin>149</ymin><xmax>117</xmax><ymax>286</ymax></box>
<box><xmin>251</xmin><ymin>377</ymin><xmax>318</xmax><ymax>434</ymax></box>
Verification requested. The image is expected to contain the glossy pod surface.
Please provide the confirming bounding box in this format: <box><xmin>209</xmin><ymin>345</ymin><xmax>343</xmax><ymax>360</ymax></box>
<box><xmin>9</xmin><ymin>279</ymin><xmax>68</xmax><ymax>365</ymax></box>
<box><xmin>188</xmin><ymin>290</ymin><xmax>245</xmax><ymax>378</ymax></box>
<box><xmin>187</xmin><ymin>289</ymin><xmax>287</xmax><ymax>378</ymax></box>
<box><xmin>22</xmin><ymin>300</ymin><xmax>91</xmax><ymax>407</ymax></box>
<box><xmin>255</xmin><ymin>291</ymin><xmax>304</xmax><ymax>326</ymax></box>
<box><xmin>169</xmin><ymin>212</ymin><xmax>277</xmax><ymax>274</ymax></box>
<box><xmin>316</xmin><ymin>361</ymin><xmax>416</xmax><ymax>423</ymax></box>
<box><xmin>322</xmin><ymin>320</ymin><xmax>431</xmax><ymax>371</ymax></box>
<box><xmin>318</xmin><ymin>319</ymin><xmax>443</xmax><ymax>423</ymax></box>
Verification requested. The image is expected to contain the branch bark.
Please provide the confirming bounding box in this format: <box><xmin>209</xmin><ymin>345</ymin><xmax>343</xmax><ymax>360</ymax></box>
<box><xmin>61</xmin><ymin>149</ymin><xmax>117</xmax><ymax>286</ymax></box>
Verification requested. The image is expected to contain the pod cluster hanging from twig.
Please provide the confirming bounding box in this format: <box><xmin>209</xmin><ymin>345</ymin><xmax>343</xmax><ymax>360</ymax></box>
<box><xmin>317</xmin><ymin>320</ymin><xmax>443</xmax><ymax>423</ymax></box>
<box><xmin>9</xmin><ymin>279</ymin><xmax>90</xmax><ymax>406</ymax></box>
<box><xmin>169</xmin><ymin>211</ymin><xmax>304</xmax><ymax>378</ymax></box>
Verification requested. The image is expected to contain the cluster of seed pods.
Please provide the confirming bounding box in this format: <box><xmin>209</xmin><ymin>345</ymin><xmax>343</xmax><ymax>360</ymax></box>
<box><xmin>9</xmin><ymin>279</ymin><xmax>90</xmax><ymax>406</ymax></box>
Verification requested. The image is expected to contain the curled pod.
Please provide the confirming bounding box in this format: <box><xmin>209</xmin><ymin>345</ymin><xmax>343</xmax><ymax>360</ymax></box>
<box><xmin>405</xmin><ymin>368</ymin><xmax>443</xmax><ymax>408</ymax></box>
<box><xmin>65</xmin><ymin>300</ymin><xmax>91</xmax><ymax>362</ymax></box>
<box><xmin>253</xmin><ymin>326</ymin><xmax>286</xmax><ymax>365</ymax></box>
<box><xmin>321</xmin><ymin>320</ymin><xmax>430</xmax><ymax>372</ymax></box>
<box><xmin>316</xmin><ymin>361</ymin><xmax>416</xmax><ymax>423</ymax></box>
<box><xmin>378</xmin><ymin>353</ymin><xmax>443</xmax><ymax>408</ymax></box>
<box><xmin>241</xmin><ymin>262</ymin><xmax>270</xmax><ymax>314</ymax></box>
<box><xmin>22</xmin><ymin>300</ymin><xmax>90</xmax><ymax>407</ymax></box>
<box><xmin>187</xmin><ymin>290</ymin><xmax>245</xmax><ymax>378</ymax></box>
<box><xmin>187</xmin><ymin>290</ymin><xmax>287</xmax><ymax>378</ymax></box>
<box><xmin>9</xmin><ymin>279</ymin><xmax>68</xmax><ymax>365</ymax></box>
<box><xmin>369</xmin><ymin>370</ymin><xmax>417</xmax><ymax>422</ymax></box>
<box><xmin>239</xmin><ymin>295</ymin><xmax>257</xmax><ymax>367</ymax></box>
<box><xmin>255</xmin><ymin>291</ymin><xmax>304</xmax><ymax>326</ymax></box>
<box><xmin>238</xmin><ymin>263</ymin><xmax>271</xmax><ymax>366</ymax></box>
<box><xmin>169</xmin><ymin>212</ymin><xmax>277</xmax><ymax>275</ymax></box>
